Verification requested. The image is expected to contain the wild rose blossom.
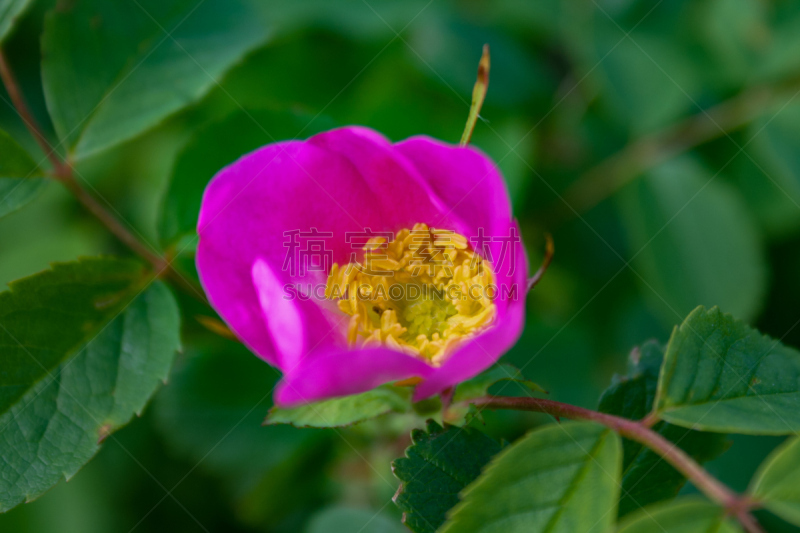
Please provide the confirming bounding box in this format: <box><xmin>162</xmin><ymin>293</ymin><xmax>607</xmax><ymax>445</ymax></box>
<box><xmin>196</xmin><ymin>126</ymin><xmax>528</xmax><ymax>406</ymax></box>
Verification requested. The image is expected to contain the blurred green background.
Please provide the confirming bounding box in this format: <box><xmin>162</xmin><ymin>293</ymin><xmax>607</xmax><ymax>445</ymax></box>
<box><xmin>2</xmin><ymin>0</ymin><xmax>800</xmax><ymax>531</ymax></box>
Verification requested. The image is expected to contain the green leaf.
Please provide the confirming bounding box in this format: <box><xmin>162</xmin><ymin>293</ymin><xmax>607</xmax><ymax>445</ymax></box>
<box><xmin>0</xmin><ymin>0</ymin><xmax>34</xmax><ymax>42</ymax></box>
<box><xmin>750</xmin><ymin>436</ymin><xmax>800</xmax><ymax>526</ymax></box>
<box><xmin>305</xmin><ymin>506</ymin><xmax>406</xmax><ymax>533</ymax></box>
<box><xmin>599</xmin><ymin>342</ymin><xmax>665</xmax><ymax>423</ymax></box>
<box><xmin>440</xmin><ymin>421</ymin><xmax>621</xmax><ymax>533</ymax></box>
<box><xmin>618</xmin><ymin>157</ymin><xmax>766</xmax><ymax>324</ymax></box>
<box><xmin>617</xmin><ymin>498</ymin><xmax>743</xmax><ymax>533</ymax></box>
<box><xmin>655</xmin><ymin>306</ymin><xmax>800</xmax><ymax>435</ymax></box>
<box><xmin>41</xmin><ymin>0</ymin><xmax>269</xmax><ymax>160</ymax></box>
<box><xmin>599</xmin><ymin>341</ymin><xmax>729</xmax><ymax>517</ymax></box>
<box><xmin>453</xmin><ymin>363</ymin><xmax>545</xmax><ymax>403</ymax></box>
<box><xmin>392</xmin><ymin>420</ymin><xmax>502</xmax><ymax>533</ymax></box>
<box><xmin>266</xmin><ymin>385</ymin><xmax>412</xmax><ymax>428</ymax></box>
<box><xmin>733</xmin><ymin>102</ymin><xmax>800</xmax><ymax>238</ymax></box>
<box><xmin>158</xmin><ymin>108</ymin><xmax>336</xmax><ymax>247</ymax></box>
<box><xmin>0</xmin><ymin>129</ymin><xmax>47</xmax><ymax>218</ymax></box>
<box><xmin>0</xmin><ymin>278</ymin><xmax>179</xmax><ymax>511</ymax></box>
<box><xmin>256</xmin><ymin>0</ymin><xmax>434</xmax><ymax>41</ymax></box>
<box><xmin>0</xmin><ymin>257</ymin><xmax>152</xmax><ymax>416</ymax></box>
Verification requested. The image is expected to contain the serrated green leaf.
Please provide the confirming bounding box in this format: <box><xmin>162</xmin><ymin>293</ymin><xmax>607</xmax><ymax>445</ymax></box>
<box><xmin>750</xmin><ymin>436</ymin><xmax>800</xmax><ymax>526</ymax></box>
<box><xmin>0</xmin><ymin>257</ymin><xmax>151</xmax><ymax>417</ymax></box>
<box><xmin>617</xmin><ymin>498</ymin><xmax>743</xmax><ymax>533</ymax></box>
<box><xmin>599</xmin><ymin>341</ymin><xmax>729</xmax><ymax>517</ymax></box>
<box><xmin>392</xmin><ymin>420</ymin><xmax>502</xmax><ymax>533</ymax></box>
<box><xmin>599</xmin><ymin>342</ymin><xmax>665</xmax><ymax>424</ymax></box>
<box><xmin>0</xmin><ymin>0</ymin><xmax>34</xmax><ymax>42</ymax></box>
<box><xmin>655</xmin><ymin>306</ymin><xmax>800</xmax><ymax>434</ymax></box>
<box><xmin>41</xmin><ymin>0</ymin><xmax>270</xmax><ymax>160</ymax></box>
<box><xmin>618</xmin><ymin>157</ymin><xmax>766</xmax><ymax>324</ymax></box>
<box><xmin>0</xmin><ymin>279</ymin><xmax>179</xmax><ymax>511</ymax></box>
<box><xmin>266</xmin><ymin>385</ymin><xmax>412</xmax><ymax>428</ymax></box>
<box><xmin>0</xmin><ymin>129</ymin><xmax>47</xmax><ymax>218</ymax></box>
<box><xmin>440</xmin><ymin>421</ymin><xmax>621</xmax><ymax>533</ymax></box>
<box><xmin>158</xmin><ymin>108</ymin><xmax>336</xmax><ymax>248</ymax></box>
<box><xmin>452</xmin><ymin>363</ymin><xmax>545</xmax><ymax>403</ymax></box>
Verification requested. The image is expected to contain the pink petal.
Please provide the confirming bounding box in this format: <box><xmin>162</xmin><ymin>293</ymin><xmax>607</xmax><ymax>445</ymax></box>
<box><xmin>197</xmin><ymin>126</ymin><xmax>528</xmax><ymax>404</ymax></box>
<box><xmin>275</xmin><ymin>347</ymin><xmax>435</xmax><ymax>406</ymax></box>
<box><xmin>197</xmin><ymin>128</ymin><xmax>454</xmax><ymax>369</ymax></box>
<box><xmin>252</xmin><ymin>259</ymin><xmax>306</xmax><ymax>364</ymax></box>
<box><xmin>395</xmin><ymin>136</ymin><xmax>513</xmax><ymax>257</ymax></box>
<box><xmin>308</xmin><ymin>126</ymin><xmax>461</xmax><ymax>231</ymax></box>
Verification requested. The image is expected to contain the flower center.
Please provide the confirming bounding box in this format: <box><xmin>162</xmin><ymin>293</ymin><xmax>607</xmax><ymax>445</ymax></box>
<box><xmin>325</xmin><ymin>223</ymin><xmax>497</xmax><ymax>366</ymax></box>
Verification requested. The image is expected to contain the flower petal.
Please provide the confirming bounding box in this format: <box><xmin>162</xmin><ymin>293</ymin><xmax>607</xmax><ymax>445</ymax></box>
<box><xmin>197</xmin><ymin>127</ymin><xmax>458</xmax><ymax>370</ymax></box>
<box><xmin>197</xmin><ymin>126</ymin><xmax>528</xmax><ymax>405</ymax></box>
<box><xmin>395</xmin><ymin>136</ymin><xmax>513</xmax><ymax>243</ymax></box>
<box><xmin>308</xmin><ymin>126</ymin><xmax>460</xmax><ymax>231</ymax></box>
<box><xmin>251</xmin><ymin>259</ymin><xmax>306</xmax><ymax>364</ymax></box>
<box><xmin>275</xmin><ymin>347</ymin><xmax>434</xmax><ymax>406</ymax></box>
<box><xmin>197</xmin><ymin>138</ymin><xmax>380</xmax><ymax>367</ymax></box>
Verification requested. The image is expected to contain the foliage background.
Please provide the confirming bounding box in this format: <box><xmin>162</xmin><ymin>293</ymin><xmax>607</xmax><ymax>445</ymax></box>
<box><xmin>1</xmin><ymin>0</ymin><xmax>800</xmax><ymax>531</ymax></box>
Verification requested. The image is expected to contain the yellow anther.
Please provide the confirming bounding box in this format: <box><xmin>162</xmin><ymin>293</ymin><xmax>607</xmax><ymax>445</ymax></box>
<box><xmin>347</xmin><ymin>314</ymin><xmax>361</xmax><ymax>346</ymax></box>
<box><xmin>325</xmin><ymin>223</ymin><xmax>497</xmax><ymax>366</ymax></box>
<box><xmin>337</xmin><ymin>299</ymin><xmax>352</xmax><ymax>314</ymax></box>
<box><xmin>362</xmin><ymin>329</ymin><xmax>383</xmax><ymax>349</ymax></box>
<box><xmin>368</xmin><ymin>258</ymin><xmax>402</xmax><ymax>271</ymax></box>
<box><xmin>364</xmin><ymin>236</ymin><xmax>387</xmax><ymax>250</ymax></box>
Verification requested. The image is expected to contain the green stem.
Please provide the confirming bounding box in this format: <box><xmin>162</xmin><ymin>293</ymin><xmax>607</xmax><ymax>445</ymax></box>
<box><xmin>470</xmin><ymin>396</ymin><xmax>764</xmax><ymax>533</ymax></box>
<box><xmin>460</xmin><ymin>44</ymin><xmax>490</xmax><ymax>146</ymax></box>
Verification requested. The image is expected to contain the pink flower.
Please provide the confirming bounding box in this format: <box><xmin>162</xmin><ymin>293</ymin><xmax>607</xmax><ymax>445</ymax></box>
<box><xmin>196</xmin><ymin>126</ymin><xmax>528</xmax><ymax>406</ymax></box>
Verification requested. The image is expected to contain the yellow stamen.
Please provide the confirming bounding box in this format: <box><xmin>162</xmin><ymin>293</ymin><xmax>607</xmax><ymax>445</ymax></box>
<box><xmin>325</xmin><ymin>223</ymin><xmax>497</xmax><ymax>366</ymax></box>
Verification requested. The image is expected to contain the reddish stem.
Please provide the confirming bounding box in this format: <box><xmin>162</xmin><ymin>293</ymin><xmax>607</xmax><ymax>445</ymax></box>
<box><xmin>0</xmin><ymin>47</ymin><xmax>207</xmax><ymax>305</ymax></box>
<box><xmin>470</xmin><ymin>396</ymin><xmax>763</xmax><ymax>532</ymax></box>
<box><xmin>527</xmin><ymin>233</ymin><xmax>554</xmax><ymax>292</ymax></box>
<box><xmin>0</xmin><ymin>50</ymin><xmax>64</xmax><ymax>172</ymax></box>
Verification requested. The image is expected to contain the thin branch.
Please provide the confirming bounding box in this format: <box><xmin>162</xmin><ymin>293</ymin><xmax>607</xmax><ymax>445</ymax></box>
<box><xmin>469</xmin><ymin>396</ymin><xmax>763</xmax><ymax>532</ymax></box>
<box><xmin>527</xmin><ymin>233</ymin><xmax>554</xmax><ymax>292</ymax></box>
<box><xmin>59</xmin><ymin>170</ymin><xmax>208</xmax><ymax>303</ymax></box>
<box><xmin>639</xmin><ymin>411</ymin><xmax>660</xmax><ymax>429</ymax></box>
<box><xmin>736</xmin><ymin>508</ymin><xmax>766</xmax><ymax>533</ymax></box>
<box><xmin>0</xmin><ymin>46</ymin><xmax>208</xmax><ymax>305</ymax></box>
<box><xmin>0</xmin><ymin>50</ymin><xmax>64</xmax><ymax>172</ymax></box>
